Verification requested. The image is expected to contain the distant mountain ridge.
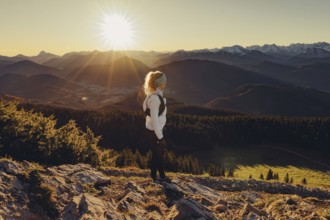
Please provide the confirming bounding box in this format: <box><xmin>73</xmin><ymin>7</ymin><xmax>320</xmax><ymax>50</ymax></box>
<box><xmin>153</xmin><ymin>42</ymin><xmax>330</xmax><ymax>66</ymax></box>
<box><xmin>180</xmin><ymin>42</ymin><xmax>330</xmax><ymax>57</ymax></box>
<box><xmin>0</xmin><ymin>60</ymin><xmax>60</xmax><ymax>77</ymax></box>
<box><xmin>1</xmin><ymin>42</ymin><xmax>329</xmax><ymax>67</ymax></box>
<box><xmin>0</xmin><ymin>51</ymin><xmax>59</xmax><ymax>64</ymax></box>
<box><xmin>247</xmin><ymin>42</ymin><xmax>330</xmax><ymax>57</ymax></box>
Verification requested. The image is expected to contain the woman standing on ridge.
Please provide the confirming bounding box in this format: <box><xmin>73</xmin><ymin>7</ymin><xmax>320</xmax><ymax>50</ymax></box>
<box><xmin>142</xmin><ymin>71</ymin><xmax>170</xmax><ymax>183</ymax></box>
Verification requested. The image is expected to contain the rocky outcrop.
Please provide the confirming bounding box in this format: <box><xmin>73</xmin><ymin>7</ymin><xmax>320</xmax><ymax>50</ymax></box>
<box><xmin>1</xmin><ymin>158</ymin><xmax>330</xmax><ymax>219</ymax></box>
<box><xmin>192</xmin><ymin>175</ymin><xmax>330</xmax><ymax>200</ymax></box>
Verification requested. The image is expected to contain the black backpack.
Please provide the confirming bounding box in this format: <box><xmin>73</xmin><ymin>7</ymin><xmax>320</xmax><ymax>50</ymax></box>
<box><xmin>144</xmin><ymin>94</ymin><xmax>165</xmax><ymax>117</ymax></box>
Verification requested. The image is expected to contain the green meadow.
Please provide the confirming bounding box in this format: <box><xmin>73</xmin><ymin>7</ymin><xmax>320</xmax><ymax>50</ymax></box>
<box><xmin>192</xmin><ymin>144</ymin><xmax>330</xmax><ymax>190</ymax></box>
<box><xmin>235</xmin><ymin>164</ymin><xmax>330</xmax><ymax>190</ymax></box>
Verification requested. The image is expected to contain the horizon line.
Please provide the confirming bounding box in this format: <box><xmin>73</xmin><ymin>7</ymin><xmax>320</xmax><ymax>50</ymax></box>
<box><xmin>1</xmin><ymin>41</ymin><xmax>329</xmax><ymax>57</ymax></box>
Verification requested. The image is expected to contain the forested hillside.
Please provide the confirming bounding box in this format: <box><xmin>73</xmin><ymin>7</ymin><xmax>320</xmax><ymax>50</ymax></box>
<box><xmin>17</xmin><ymin>101</ymin><xmax>330</xmax><ymax>154</ymax></box>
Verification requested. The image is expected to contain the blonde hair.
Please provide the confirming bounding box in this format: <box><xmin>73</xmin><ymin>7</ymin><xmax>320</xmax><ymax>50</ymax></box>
<box><xmin>143</xmin><ymin>71</ymin><xmax>165</xmax><ymax>95</ymax></box>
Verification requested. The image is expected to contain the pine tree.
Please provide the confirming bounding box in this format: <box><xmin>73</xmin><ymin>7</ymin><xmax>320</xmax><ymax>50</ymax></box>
<box><xmin>227</xmin><ymin>168</ymin><xmax>234</xmax><ymax>177</ymax></box>
<box><xmin>302</xmin><ymin>178</ymin><xmax>307</xmax><ymax>185</ymax></box>
<box><xmin>266</xmin><ymin>169</ymin><xmax>273</xmax><ymax>180</ymax></box>
<box><xmin>220</xmin><ymin>166</ymin><xmax>226</xmax><ymax>177</ymax></box>
<box><xmin>134</xmin><ymin>150</ymin><xmax>143</xmax><ymax>168</ymax></box>
<box><xmin>249</xmin><ymin>174</ymin><xmax>252</xmax><ymax>179</ymax></box>
<box><xmin>290</xmin><ymin>177</ymin><xmax>294</xmax><ymax>184</ymax></box>
<box><xmin>284</xmin><ymin>173</ymin><xmax>289</xmax><ymax>183</ymax></box>
<box><xmin>259</xmin><ymin>174</ymin><xmax>264</xmax><ymax>180</ymax></box>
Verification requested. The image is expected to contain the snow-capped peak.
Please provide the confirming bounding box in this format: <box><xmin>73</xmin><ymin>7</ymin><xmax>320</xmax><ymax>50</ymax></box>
<box><xmin>221</xmin><ymin>45</ymin><xmax>247</xmax><ymax>54</ymax></box>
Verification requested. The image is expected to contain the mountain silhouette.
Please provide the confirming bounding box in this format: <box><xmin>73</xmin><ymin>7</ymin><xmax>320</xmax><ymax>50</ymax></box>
<box><xmin>243</xmin><ymin>61</ymin><xmax>330</xmax><ymax>92</ymax></box>
<box><xmin>0</xmin><ymin>60</ymin><xmax>60</xmax><ymax>77</ymax></box>
<box><xmin>67</xmin><ymin>56</ymin><xmax>149</xmax><ymax>87</ymax></box>
<box><xmin>0</xmin><ymin>51</ymin><xmax>59</xmax><ymax>64</ymax></box>
<box><xmin>153</xmin><ymin>49</ymin><xmax>275</xmax><ymax>67</ymax></box>
<box><xmin>154</xmin><ymin>59</ymin><xmax>285</xmax><ymax>105</ymax></box>
<box><xmin>204</xmin><ymin>84</ymin><xmax>330</xmax><ymax>116</ymax></box>
<box><xmin>0</xmin><ymin>73</ymin><xmax>82</xmax><ymax>101</ymax></box>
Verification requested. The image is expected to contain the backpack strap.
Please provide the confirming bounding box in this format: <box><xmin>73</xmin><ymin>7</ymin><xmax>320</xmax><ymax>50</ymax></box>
<box><xmin>157</xmin><ymin>94</ymin><xmax>165</xmax><ymax>116</ymax></box>
<box><xmin>144</xmin><ymin>94</ymin><xmax>165</xmax><ymax>117</ymax></box>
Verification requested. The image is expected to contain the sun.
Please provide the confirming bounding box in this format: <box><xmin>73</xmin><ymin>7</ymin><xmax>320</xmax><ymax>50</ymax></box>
<box><xmin>100</xmin><ymin>14</ymin><xmax>134</xmax><ymax>50</ymax></box>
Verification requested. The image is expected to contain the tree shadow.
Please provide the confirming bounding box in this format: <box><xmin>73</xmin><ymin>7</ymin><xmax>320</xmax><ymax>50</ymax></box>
<box><xmin>191</xmin><ymin>144</ymin><xmax>330</xmax><ymax>172</ymax></box>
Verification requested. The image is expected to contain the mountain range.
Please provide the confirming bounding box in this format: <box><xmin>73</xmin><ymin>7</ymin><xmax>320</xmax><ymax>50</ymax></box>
<box><xmin>1</xmin><ymin>42</ymin><xmax>330</xmax><ymax>116</ymax></box>
<box><xmin>2</xmin><ymin>42</ymin><xmax>330</xmax><ymax>67</ymax></box>
<box><xmin>0</xmin><ymin>50</ymin><xmax>59</xmax><ymax>64</ymax></box>
<box><xmin>153</xmin><ymin>42</ymin><xmax>330</xmax><ymax>67</ymax></box>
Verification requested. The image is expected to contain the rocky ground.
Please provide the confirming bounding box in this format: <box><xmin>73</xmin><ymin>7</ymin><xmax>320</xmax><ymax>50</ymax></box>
<box><xmin>0</xmin><ymin>158</ymin><xmax>330</xmax><ymax>220</ymax></box>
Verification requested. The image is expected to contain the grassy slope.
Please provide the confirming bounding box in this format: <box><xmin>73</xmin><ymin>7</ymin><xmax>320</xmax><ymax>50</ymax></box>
<box><xmin>236</xmin><ymin>165</ymin><xmax>330</xmax><ymax>190</ymax></box>
<box><xmin>190</xmin><ymin>144</ymin><xmax>330</xmax><ymax>189</ymax></box>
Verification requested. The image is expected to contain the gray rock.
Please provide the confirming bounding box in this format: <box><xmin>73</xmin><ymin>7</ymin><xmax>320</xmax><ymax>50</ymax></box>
<box><xmin>216</xmin><ymin>199</ymin><xmax>228</xmax><ymax>206</ymax></box>
<box><xmin>200</xmin><ymin>197</ymin><xmax>214</xmax><ymax>206</ymax></box>
<box><xmin>94</xmin><ymin>178</ymin><xmax>112</xmax><ymax>190</ymax></box>
<box><xmin>215</xmin><ymin>204</ymin><xmax>227</xmax><ymax>213</ymax></box>
<box><xmin>116</xmin><ymin>189</ymin><xmax>147</xmax><ymax>218</ymax></box>
<box><xmin>285</xmin><ymin>197</ymin><xmax>297</xmax><ymax>205</ymax></box>
<box><xmin>240</xmin><ymin>203</ymin><xmax>253</xmax><ymax>216</ymax></box>
<box><xmin>162</xmin><ymin>182</ymin><xmax>184</xmax><ymax>201</ymax></box>
<box><xmin>62</xmin><ymin>193</ymin><xmax>122</xmax><ymax>220</ymax></box>
<box><xmin>167</xmin><ymin>198</ymin><xmax>217</xmax><ymax>220</ymax></box>
<box><xmin>241</xmin><ymin>191</ymin><xmax>261</xmax><ymax>204</ymax></box>
<box><xmin>186</xmin><ymin>181</ymin><xmax>224</xmax><ymax>203</ymax></box>
<box><xmin>246</xmin><ymin>212</ymin><xmax>260</xmax><ymax>220</ymax></box>
<box><xmin>0</xmin><ymin>160</ymin><xmax>27</xmax><ymax>175</ymax></box>
<box><xmin>124</xmin><ymin>181</ymin><xmax>145</xmax><ymax>195</ymax></box>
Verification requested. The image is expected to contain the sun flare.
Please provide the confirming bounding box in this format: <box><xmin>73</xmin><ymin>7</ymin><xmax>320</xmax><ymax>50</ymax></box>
<box><xmin>100</xmin><ymin>14</ymin><xmax>134</xmax><ymax>49</ymax></box>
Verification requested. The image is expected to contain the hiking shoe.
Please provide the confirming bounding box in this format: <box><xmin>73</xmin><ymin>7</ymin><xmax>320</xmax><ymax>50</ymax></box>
<box><xmin>160</xmin><ymin>177</ymin><xmax>171</xmax><ymax>183</ymax></box>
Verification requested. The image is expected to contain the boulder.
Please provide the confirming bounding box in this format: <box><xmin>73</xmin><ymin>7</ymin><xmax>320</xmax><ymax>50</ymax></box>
<box><xmin>215</xmin><ymin>204</ymin><xmax>227</xmax><ymax>213</ymax></box>
<box><xmin>162</xmin><ymin>182</ymin><xmax>184</xmax><ymax>201</ymax></box>
<box><xmin>124</xmin><ymin>181</ymin><xmax>145</xmax><ymax>195</ymax></box>
<box><xmin>61</xmin><ymin>193</ymin><xmax>122</xmax><ymax>220</ymax></box>
<box><xmin>166</xmin><ymin>198</ymin><xmax>217</xmax><ymax>220</ymax></box>
<box><xmin>0</xmin><ymin>160</ymin><xmax>28</xmax><ymax>175</ymax></box>
<box><xmin>116</xmin><ymin>188</ymin><xmax>148</xmax><ymax>217</ymax></box>
<box><xmin>285</xmin><ymin>197</ymin><xmax>297</xmax><ymax>205</ymax></box>
<box><xmin>241</xmin><ymin>191</ymin><xmax>262</xmax><ymax>204</ymax></box>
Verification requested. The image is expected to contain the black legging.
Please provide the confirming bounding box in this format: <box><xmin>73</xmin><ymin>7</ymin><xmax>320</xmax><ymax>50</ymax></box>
<box><xmin>145</xmin><ymin>129</ymin><xmax>165</xmax><ymax>179</ymax></box>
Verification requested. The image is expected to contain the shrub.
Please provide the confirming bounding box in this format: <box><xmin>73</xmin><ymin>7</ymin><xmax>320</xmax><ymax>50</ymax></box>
<box><xmin>0</xmin><ymin>102</ymin><xmax>101</xmax><ymax>166</ymax></box>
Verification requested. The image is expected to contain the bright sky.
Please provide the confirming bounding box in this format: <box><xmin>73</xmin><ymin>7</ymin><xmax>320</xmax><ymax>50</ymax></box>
<box><xmin>1</xmin><ymin>0</ymin><xmax>330</xmax><ymax>56</ymax></box>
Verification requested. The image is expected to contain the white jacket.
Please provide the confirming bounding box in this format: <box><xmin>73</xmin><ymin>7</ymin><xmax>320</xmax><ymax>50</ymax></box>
<box><xmin>142</xmin><ymin>88</ymin><xmax>167</xmax><ymax>140</ymax></box>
